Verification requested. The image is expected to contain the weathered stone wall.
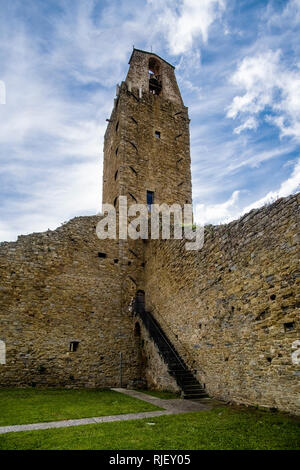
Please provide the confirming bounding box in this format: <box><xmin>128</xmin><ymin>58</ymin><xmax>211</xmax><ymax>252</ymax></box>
<box><xmin>132</xmin><ymin>317</ymin><xmax>180</xmax><ymax>393</ymax></box>
<box><xmin>144</xmin><ymin>194</ymin><xmax>300</xmax><ymax>414</ymax></box>
<box><xmin>0</xmin><ymin>216</ymin><xmax>142</xmax><ymax>388</ymax></box>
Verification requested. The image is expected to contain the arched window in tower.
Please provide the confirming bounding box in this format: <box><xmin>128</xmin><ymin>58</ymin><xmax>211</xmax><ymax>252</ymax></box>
<box><xmin>149</xmin><ymin>58</ymin><xmax>162</xmax><ymax>95</ymax></box>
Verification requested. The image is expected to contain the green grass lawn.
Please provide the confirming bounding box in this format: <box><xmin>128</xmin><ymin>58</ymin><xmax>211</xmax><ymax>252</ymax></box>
<box><xmin>0</xmin><ymin>407</ymin><xmax>299</xmax><ymax>450</ymax></box>
<box><xmin>0</xmin><ymin>388</ymin><xmax>161</xmax><ymax>426</ymax></box>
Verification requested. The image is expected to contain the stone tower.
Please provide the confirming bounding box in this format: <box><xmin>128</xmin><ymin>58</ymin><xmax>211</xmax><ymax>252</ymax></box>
<box><xmin>102</xmin><ymin>48</ymin><xmax>192</xmax><ymax>210</ymax></box>
<box><xmin>102</xmin><ymin>49</ymin><xmax>193</xmax><ymax>312</ymax></box>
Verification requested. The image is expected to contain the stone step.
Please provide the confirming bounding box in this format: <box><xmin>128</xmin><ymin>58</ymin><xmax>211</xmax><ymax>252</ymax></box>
<box><xmin>183</xmin><ymin>384</ymin><xmax>204</xmax><ymax>391</ymax></box>
<box><xmin>169</xmin><ymin>366</ymin><xmax>185</xmax><ymax>371</ymax></box>
<box><xmin>183</xmin><ymin>389</ymin><xmax>206</xmax><ymax>395</ymax></box>
<box><xmin>180</xmin><ymin>375</ymin><xmax>199</xmax><ymax>384</ymax></box>
<box><xmin>183</xmin><ymin>392</ymin><xmax>208</xmax><ymax>399</ymax></box>
<box><xmin>182</xmin><ymin>382</ymin><xmax>199</xmax><ymax>387</ymax></box>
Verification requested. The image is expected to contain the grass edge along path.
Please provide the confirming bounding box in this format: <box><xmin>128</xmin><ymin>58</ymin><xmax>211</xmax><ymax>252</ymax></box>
<box><xmin>0</xmin><ymin>407</ymin><xmax>299</xmax><ymax>450</ymax></box>
<box><xmin>0</xmin><ymin>388</ymin><xmax>162</xmax><ymax>426</ymax></box>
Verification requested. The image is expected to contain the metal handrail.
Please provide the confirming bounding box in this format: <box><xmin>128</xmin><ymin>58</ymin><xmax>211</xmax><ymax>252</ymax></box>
<box><xmin>135</xmin><ymin>301</ymin><xmax>187</xmax><ymax>371</ymax></box>
<box><xmin>149</xmin><ymin>314</ymin><xmax>187</xmax><ymax>370</ymax></box>
<box><xmin>147</xmin><ymin>306</ymin><xmax>196</xmax><ymax>371</ymax></box>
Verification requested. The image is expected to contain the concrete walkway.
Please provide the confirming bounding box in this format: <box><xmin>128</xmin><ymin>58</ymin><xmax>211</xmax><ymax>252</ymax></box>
<box><xmin>0</xmin><ymin>389</ymin><xmax>212</xmax><ymax>435</ymax></box>
<box><xmin>112</xmin><ymin>388</ymin><xmax>211</xmax><ymax>413</ymax></box>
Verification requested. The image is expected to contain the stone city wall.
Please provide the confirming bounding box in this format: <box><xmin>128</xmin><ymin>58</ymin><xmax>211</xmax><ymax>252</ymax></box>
<box><xmin>0</xmin><ymin>216</ymin><xmax>142</xmax><ymax>388</ymax></box>
<box><xmin>144</xmin><ymin>194</ymin><xmax>300</xmax><ymax>414</ymax></box>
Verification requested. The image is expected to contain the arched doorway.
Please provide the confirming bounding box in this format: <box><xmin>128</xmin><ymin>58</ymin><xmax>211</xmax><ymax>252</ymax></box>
<box><xmin>148</xmin><ymin>58</ymin><xmax>162</xmax><ymax>95</ymax></box>
<box><xmin>136</xmin><ymin>290</ymin><xmax>145</xmax><ymax>314</ymax></box>
<box><xmin>134</xmin><ymin>322</ymin><xmax>141</xmax><ymax>337</ymax></box>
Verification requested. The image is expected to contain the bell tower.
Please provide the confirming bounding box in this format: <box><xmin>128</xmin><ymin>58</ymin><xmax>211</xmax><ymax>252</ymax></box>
<box><xmin>102</xmin><ymin>49</ymin><xmax>193</xmax><ymax>311</ymax></box>
<box><xmin>102</xmin><ymin>48</ymin><xmax>192</xmax><ymax>211</ymax></box>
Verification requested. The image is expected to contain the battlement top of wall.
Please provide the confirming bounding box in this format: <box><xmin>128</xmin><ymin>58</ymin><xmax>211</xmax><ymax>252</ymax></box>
<box><xmin>128</xmin><ymin>48</ymin><xmax>175</xmax><ymax>69</ymax></box>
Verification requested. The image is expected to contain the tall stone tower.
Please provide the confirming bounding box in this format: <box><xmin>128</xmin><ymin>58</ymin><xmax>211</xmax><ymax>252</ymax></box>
<box><xmin>102</xmin><ymin>48</ymin><xmax>192</xmax><ymax>210</ymax></box>
<box><xmin>102</xmin><ymin>48</ymin><xmax>193</xmax><ymax>312</ymax></box>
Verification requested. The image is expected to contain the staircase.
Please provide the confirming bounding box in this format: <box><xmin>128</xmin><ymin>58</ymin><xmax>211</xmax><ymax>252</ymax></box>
<box><xmin>134</xmin><ymin>297</ymin><xmax>208</xmax><ymax>400</ymax></box>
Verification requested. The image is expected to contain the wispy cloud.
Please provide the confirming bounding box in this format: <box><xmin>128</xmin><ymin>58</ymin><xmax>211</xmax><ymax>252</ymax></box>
<box><xmin>195</xmin><ymin>156</ymin><xmax>300</xmax><ymax>225</ymax></box>
<box><xmin>227</xmin><ymin>48</ymin><xmax>300</xmax><ymax>141</ymax></box>
<box><xmin>243</xmin><ymin>156</ymin><xmax>300</xmax><ymax>212</ymax></box>
<box><xmin>195</xmin><ymin>190</ymin><xmax>240</xmax><ymax>225</ymax></box>
<box><xmin>148</xmin><ymin>0</ymin><xmax>225</xmax><ymax>54</ymax></box>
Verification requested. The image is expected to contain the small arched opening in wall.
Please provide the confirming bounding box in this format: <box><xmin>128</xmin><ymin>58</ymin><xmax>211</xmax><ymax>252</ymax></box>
<box><xmin>134</xmin><ymin>322</ymin><xmax>141</xmax><ymax>337</ymax></box>
<box><xmin>148</xmin><ymin>58</ymin><xmax>162</xmax><ymax>95</ymax></box>
<box><xmin>136</xmin><ymin>290</ymin><xmax>145</xmax><ymax>314</ymax></box>
<box><xmin>0</xmin><ymin>340</ymin><xmax>6</xmax><ymax>364</ymax></box>
<box><xmin>149</xmin><ymin>57</ymin><xmax>160</xmax><ymax>76</ymax></box>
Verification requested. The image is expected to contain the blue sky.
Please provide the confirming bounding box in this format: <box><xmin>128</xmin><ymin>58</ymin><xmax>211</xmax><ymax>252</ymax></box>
<box><xmin>0</xmin><ymin>0</ymin><xmax>299</xmax><ymax>241</ymax></box>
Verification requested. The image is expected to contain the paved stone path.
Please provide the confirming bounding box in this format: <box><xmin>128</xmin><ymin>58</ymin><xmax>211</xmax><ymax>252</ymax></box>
<box><xmin>0</xmin><ymin>389</ymin><xmax>212</xmax><ymax>435</ymax></box>
<box><xmin>112</xmin><ymin>388</ymin><xmax>211</xmax><ymax>413</ymax></box>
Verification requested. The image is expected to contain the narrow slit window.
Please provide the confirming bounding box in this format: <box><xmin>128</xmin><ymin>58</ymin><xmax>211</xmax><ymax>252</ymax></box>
<box><xmin>69</xmin><ymin>341</ymin><xmax>79</xmax><ymax>352</ymax></box>
<box><xmin>129</xmin><ymin>166</ymin><xmax>137</xmax><ymax>175</ymax></box>
<box><xmin>147</xmin><ymin>190</ymin><xmax>154</xmax><ymax>211</ymax></box>
<box><xmin>155</xmin><ymin>131</ymin><xmax>160</xmax><ymax>139</ymax></box>
<box><xmin>0</xmin><ymin>340</ymin><xmax>6</xmax><ymax>365</ymax></box>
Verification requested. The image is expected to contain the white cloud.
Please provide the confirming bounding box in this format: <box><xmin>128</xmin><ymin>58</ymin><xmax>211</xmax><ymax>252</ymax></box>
<box><xmin>149</xmin><ymin>0</ymin><xmax>225</xmax><ymax>55</ymax></box>
<box><xmin>227</xmin><ymin>50</ymin><xmax>281</xmax><ymax>119</ymax></box>
<box><xmin>0</xmin><ymin>159</ymin><xmax>102</xmax><ymax>242</ymax></box>
<box><xmin>0</xmin><ymin>4</ymin><xmax>113</xmax><ymax>241</ymax></box>
<box><xmin>194</xmin><ymin>157</ymin><xmax>300</xmax><ymax>227</ymax></box>
<box><xmin>195</xmin><ymin>190</ymin><xmax>240</xmax><ymax>225</ymax></box>
<box><xmin>233</xmin><ymin>116</ymin><xmax>258</xmax><ymax>134</ymax></box>
<box><xmin>243</xmin><ymin>157</ymin><xmax>300</xmax><ymax>212</ymax></box>
<box><xmin>227</xmin><ymin>49</ymin><xmax>300</xmax><ymax>141</ymax></box>
<box><xmin>267</xmin><ymin>0</ymin><xmax>300</xmax><ymax>28</ymax></box>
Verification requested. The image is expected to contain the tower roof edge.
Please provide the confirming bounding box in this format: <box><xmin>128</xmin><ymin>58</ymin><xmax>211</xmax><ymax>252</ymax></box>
<box><xmin>128</xmin><ymin>48</ymin><xmax>175</xmax><ymax>69</ymax></box>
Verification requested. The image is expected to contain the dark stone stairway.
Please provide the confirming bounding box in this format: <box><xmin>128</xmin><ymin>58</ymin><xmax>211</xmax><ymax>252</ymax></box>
<box><xmin>134</xmin><ymin>296</ymin><xmax>208</xmax><ymax>400</ymax></box>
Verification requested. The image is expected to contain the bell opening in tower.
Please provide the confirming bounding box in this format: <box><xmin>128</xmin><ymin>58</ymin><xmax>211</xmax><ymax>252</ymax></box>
<box><xmin>149</xmin><ymin>57</ymin><xmax>162</xmax><ymax>95</ymax></box>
